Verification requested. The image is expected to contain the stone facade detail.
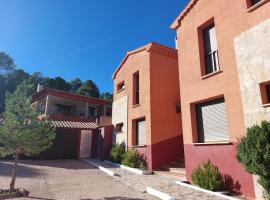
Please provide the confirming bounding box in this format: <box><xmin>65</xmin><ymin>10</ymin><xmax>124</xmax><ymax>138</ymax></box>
<box><xmin>234</xmin><ymin>19</ymin><xmax>270</xmax><ymax>128</ymax></box>
<box><xmin>234</xmin><ymin>19</ymin><xmax>270</xmax><ymax>200</ymax></box>
<box><xmin>112</xmin><ymin>95</ymin><xmax>128</xmax><ymax>146</ymax></box>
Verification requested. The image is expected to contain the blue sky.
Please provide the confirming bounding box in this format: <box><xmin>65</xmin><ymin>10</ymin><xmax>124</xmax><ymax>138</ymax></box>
<box><xmin>0</xmin><ymin>0</ymin><xmax>188</xmax><ymax>93</ymax></box>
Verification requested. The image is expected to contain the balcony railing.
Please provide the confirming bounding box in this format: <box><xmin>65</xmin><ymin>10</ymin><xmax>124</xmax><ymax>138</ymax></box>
<box><xmin>205</xmin><ymin>50</ymin><xmax>220</xmax><ymax>74</ymax></box>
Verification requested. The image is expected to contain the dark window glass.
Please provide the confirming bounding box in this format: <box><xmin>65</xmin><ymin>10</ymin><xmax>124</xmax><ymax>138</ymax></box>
<box><xmin>266</xmin><ymin>84</ymin><xmax>270</xmax><ymax>103</ymax></box>
<box><xmin>133</xmin><ymin>72</ymin><xmax>140</xmax><ymax>105</ymax></box>
<box><xmin>56</xmin><ymin>104</ymin><xmax>72</xmax><ymax>116</ymax></box>
<box><xmin>251</xmin><ymin>0</ymin><xmax>262</xmax><ymax>6</ymax></box>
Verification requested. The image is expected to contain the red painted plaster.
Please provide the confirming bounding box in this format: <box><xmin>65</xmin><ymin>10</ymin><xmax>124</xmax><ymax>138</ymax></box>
<box><xmin>184</xmin><ymin>144</ymin><xmax>255</xmax><ymax>198</ymax></box>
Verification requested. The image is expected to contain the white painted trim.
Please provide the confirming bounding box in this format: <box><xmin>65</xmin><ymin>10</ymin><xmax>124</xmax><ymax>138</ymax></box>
<box><xmin>175</xmin><ymin>181</ymin><xmax>239</xmax><ymax>200</ymax></box>
<box><xmin>146</xmin><ymin>187</ymin><xmax>175</xmax><ymax>200</ymax></box>
<box><xmin>83</xmin><ymin>159</ymin><xmax>116</xmax><ymax>177</ymax></box>
<box><xmin>104</xmin><ymin>160</ymin><xmax>152</xmax><ymax>175</ymax></box>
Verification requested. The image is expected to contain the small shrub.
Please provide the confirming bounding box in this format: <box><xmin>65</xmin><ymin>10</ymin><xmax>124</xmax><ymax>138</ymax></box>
<box><xmin>108</xmin><ymin>143</ymin><xmax>125</xmax><ymax>163</ymax></box>
<box><xmin>192</xmin><ymin>160</ymin><xmax>224</xmax><ymax>191</ymax></box>
<box><xmin>237</xmin><ymin>120</ymin><xmax>270</xmax><ymax>199</ymax></box>
<box><xmin>121</xmin><ymin>150</ymin><xmax>148</xmax><ymax>170</ymax></box>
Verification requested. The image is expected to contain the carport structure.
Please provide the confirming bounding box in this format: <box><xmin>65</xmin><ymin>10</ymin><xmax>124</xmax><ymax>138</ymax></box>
<box><xmin>37</xmin><ymin>120</ymin><xmax>113</xmax><ymax>160</ymax></box>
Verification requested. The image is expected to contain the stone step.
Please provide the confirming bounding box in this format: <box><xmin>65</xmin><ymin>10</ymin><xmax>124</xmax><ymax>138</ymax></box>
<box><xmin>169</xmin><ymin>161</ymin><xmax>185</xmax><ymax>168</ymax></box>
<box><xmin>168</xmin><ymin>167</ymin><xmax>186</xmax><ymax>175</ymax></box>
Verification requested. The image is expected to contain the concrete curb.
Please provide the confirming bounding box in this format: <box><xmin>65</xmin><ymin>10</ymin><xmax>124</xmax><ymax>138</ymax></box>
<box><xmin>104</xmin><ymin>160</ymin><xmax>152</xmax><ymax>175</ymax></box>
<box><xmin>83</xmin><ymin>159</ymin><xmax>116</xmax><ymax>177</ymax></box>
<box><xmin>175</xmin><ymin>181</ymin><xmax>239</xmax><ymax>200</ymax></box>
<box><xmin>146</xmin><ymin>187</ymin><xmax>175</xmax><ymax>200</ymax></box>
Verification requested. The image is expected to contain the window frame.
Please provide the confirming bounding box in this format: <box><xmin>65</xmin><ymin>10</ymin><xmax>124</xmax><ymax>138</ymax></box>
<box><xmin>259</xmin><ymin>81</ymin><xmax>270</xmax><ymax>106</ymax></box>
<box><xmin>117</xmin><ymin>81</ymin><xmax>125</xmax><ymax>93</ymax></box>
<box><xmin>132</xmin><ymin>117</ymin><xmax>146</xmax><ymax>146</ymax></box>
<box><xmin>133</xmin><ymin>71</ymin><xmax>140</xmax><ymax>106</ymax></box>
<box><xmin>198</xmin><ymin>18</ymin><xmax>221</xmax><ymax>78</ymax></box>
<box><xmin>195</xmin><ymin>97</ymin><xmax>230</xmax><ymax>143</ymax></box>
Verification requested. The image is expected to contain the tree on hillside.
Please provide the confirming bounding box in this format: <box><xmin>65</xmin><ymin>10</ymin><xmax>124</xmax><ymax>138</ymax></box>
<box><xmin>45</xmin><ymin>76</ymin><xmax>71</xmax><ymax>92</ymax></box>
<box><xmin>76</xmin><ymin>80</ymin><xmax>100</xmax><ymax>98</ymax></box>
<box><xmin>100</xmin><ymin>92</ymin><xmax>113</xmax><ymax>101</ymax></box>
<box><xmin>69</xmin><ymin>78</ymin><xmax>83</xmax><ymax>93</ymax></box>
<box><xmin>0</xmin><ymin>82</ymin><xmax>55</xmax><ymax>192</ymax></box>
<box><xmin>0</xmin><ymin>52</ymin><xmax>16</xmax><ymax>74</ymax></box>
<box><xmin>0</xmin><ymin>69</ymin><xmax>30</xmax><ymax>113</ymax></box>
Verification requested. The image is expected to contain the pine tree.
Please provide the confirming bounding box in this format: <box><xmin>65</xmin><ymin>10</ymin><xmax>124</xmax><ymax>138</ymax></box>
<box><xmin>0</xmin><ymin>82</ymin><xmax>55</xmax><ymax>192</ymax></box>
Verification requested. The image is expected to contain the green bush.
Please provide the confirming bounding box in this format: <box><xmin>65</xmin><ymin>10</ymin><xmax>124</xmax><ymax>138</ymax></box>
<box><xmin>108</xmin><ymin>143</ymin><xmax>125</xmax><ymax>163</ymax></box>
<box><xmin>237</xmin><ymin>120</ymin><xmax>270</xmax><ymax>199</ymax></box>
<box><xmin>121</xmin><ymin>150</ymin><xmax>148</xmax><ymax>170</ymax></box>
<box><xmin>192</xmin><ymin>160</ymin><xmax>224</xmax><ymax>191</ymax></box>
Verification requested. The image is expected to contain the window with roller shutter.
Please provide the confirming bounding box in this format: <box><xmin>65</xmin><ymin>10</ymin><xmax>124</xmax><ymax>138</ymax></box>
<box><xmin>196</xmin><ymin>98</ymin><xmax>230</xmax><ymax>143</ymax></box>
<box><xmin>135</xmin><ymin>118</ymin><xmax>146</xmax><ymax>146</ymax></box>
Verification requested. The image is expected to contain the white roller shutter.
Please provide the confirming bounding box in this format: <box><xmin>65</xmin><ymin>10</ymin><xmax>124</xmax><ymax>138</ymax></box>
<box><xmin>196</xmin><ymin>98</ymin><xmax>230</xmax><ymax>143</ymax></box>
<box><xmin>137</xmin><ymin>119</ymin><xmax>146</xmax><ymax>145</ymax></box>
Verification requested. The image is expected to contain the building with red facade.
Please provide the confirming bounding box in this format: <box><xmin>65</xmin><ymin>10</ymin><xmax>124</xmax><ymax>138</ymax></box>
<box><xmin>112</xmin><ymin>42</ymin><xmax>184</xmax><ymax>170</ymax></box>
<box><xmin>171</xmin><ymin>0</ymin><xmax>270</xmax><ymax>199</ymax></box>
<box><xmin>31</xmin><ymin>86</ymin><xmax>113</xmax><ymax>160</ymax></box>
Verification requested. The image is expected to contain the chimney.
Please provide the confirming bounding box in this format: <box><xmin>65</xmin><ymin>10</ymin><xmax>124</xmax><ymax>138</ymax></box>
<box><xmin>37</xmin><ymin>83</ymin><xmax>44</xmax><ymax>92</ymax></box>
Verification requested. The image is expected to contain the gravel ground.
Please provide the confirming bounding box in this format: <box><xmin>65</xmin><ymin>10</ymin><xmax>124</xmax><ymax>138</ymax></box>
<box><xmin>0</xmin><ymin>160</ymin><xmax>156</xmax><ymax>200</ymax></box>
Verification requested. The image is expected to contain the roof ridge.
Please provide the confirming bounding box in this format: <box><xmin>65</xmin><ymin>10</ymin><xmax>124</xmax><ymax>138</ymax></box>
<box><xmin>171</xmin><ymin>0</ymin><xmax>200</xmax><ymax>30</ymax></box>
<box><xmin>112</xmin><ymin>42</ymin><xmax>177</xmax><ymax>79</ymax></box>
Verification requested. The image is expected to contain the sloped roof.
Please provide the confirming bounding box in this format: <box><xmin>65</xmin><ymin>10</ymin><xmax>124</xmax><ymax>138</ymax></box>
<box><xmin>171</xmin><ymin>0</ymin><xmax>199</xmax><ymax>30</ymax></box>
<box><xmin>52</xmin><ymin>121</ymin><xmax>98</xmax><ymax>129</ymax></box>
<box><xmin>112</xmin><ymin>42</ymin><xmax>177</xmax><ymax>79</ymax></box>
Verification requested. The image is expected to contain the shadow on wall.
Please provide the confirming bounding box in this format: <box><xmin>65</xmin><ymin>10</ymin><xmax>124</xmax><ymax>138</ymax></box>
<box><xmin>224</xmin><ymin>174</ymin><xmax>242</xmax><ymax>195</ymax></box>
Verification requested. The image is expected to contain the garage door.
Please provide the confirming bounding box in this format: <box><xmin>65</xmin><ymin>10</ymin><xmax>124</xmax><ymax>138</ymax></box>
<box><xmin>39</xmin><ymin>129</ymin><xmax>78</xmax><ymax>159</ymax></box>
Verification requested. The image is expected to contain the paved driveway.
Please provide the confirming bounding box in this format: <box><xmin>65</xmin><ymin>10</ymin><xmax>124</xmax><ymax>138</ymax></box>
<box><xmin>0</xmin><ymin>160</ymin><xmax>156</xmax><ymax>200</ymax></box>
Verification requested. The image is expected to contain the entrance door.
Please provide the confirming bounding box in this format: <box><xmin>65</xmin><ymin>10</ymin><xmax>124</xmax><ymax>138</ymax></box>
<box><xmin>80</xmin><ymin>130</ymin><xmax>92</xmax><ymax>159</ymax></box>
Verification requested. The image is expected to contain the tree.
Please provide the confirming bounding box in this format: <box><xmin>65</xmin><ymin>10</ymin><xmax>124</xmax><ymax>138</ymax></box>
<box><xmin>76</xmin><ymin>80</ymin><xmax>100</xmax><ymax>98</ymax></box>
<box><xmin>45</xmin><ymin>76</ymin><xmax>71</xmax><ymax>92</ymax></box>
<box><xmin>0</xmin><ymin>82</ymin><xmax>55</xmax><ymax>192</ymax></box>
<box><xmin>237</xmin><ymin>121</ymin><xmax>270</xmax><ymax>199</ymax></box>
<box><xmin>0</xmin><ymin>69</ymin><xmax>30</xmax><ymax>113</ymax></box>
<box><xmin>69</xmin><ymin>78</ymin><xmax>83</xmax><ymax>93</ymax></box>
<box><xmin>100</xmin><ymin>92</ymin><xmax>113</xmax><ymax>101</ymax></box>
<box><xmin>0</xmin><ymin>52</ymin><xmax>16</xmax><ymax>74</ymax></box>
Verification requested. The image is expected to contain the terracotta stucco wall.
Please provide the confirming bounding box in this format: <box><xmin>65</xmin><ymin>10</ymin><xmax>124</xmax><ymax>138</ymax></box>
<box><xmin>149</xmin><ymin>51</ymin><xmax>184</xmax><ymax>168</ymax></box>
<box><xmin>174</xmin><ymin>0</ymin><xmax>270</xmax><ymax>198</ymax></box>
<box><xmin>113</xmin><ymin>50</ymin><xmax>152</xmax><ymax>148</ymax></box>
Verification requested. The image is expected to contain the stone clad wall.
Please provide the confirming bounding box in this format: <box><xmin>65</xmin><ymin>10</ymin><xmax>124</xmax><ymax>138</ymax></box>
<box><xmin>234</xmin><ymin>19</ymin><xmax>270</xmax><ymax>128</ymax></box>
<box><xmin>112</xmin><ymin>95</ymin><xmax>128</xmax><ymax>146</ymax></box>
<box><xmin>234</xmin><ymin>18</ymin><xmax>270</xmax><ymax>200</ymax></box>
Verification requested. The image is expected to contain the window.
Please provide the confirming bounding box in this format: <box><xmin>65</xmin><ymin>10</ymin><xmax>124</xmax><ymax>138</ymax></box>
<box><xmin>259</xmin><ymin>81</ymin><xmax>270</xmax><ymax>105</ymax></box>
<box><xmin>196</xmin><ymin>98</ymin><xmax>230</xmax><ymax>143</ymax></box>
<box><xmin>133</xmin><ymin>71</ymin><xmax>140</xmax><ymax>105</ymax></box>
<box><xmin>267</xmin><ymin>85</ymin><xmax>270</xmax><ymax>103</ymax></box>
<box><xmin>56</xmin><ymin>104</ymin><xmax>73</xmax><ymax>116</ymax></box>
<box><xmin>135</xmin><ymin>118</ymin><xmax>146</xmax><ymax>146</ymax></box>
<box><xmin>202</xmin><ymin>23</ymin><xmax>219</xmax><ymax>75</ymax></box>
<box><xmin>115</xmin><ymin>123</ymin><xmax>124</xmax><ymax>133</ymax></box>
<box><xmin>117</xmin><ymin>81</ymin><xmax>125</xmax><ymax>92</ymax></box>
<box><xmin>88</xmin><ymin>107</ymin><xmax>96</xmax><ymax>117</ymax></box>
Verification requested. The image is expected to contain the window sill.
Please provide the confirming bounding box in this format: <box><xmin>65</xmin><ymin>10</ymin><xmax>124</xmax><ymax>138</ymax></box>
<box><xmin>114</xmin><ymin>131</ymin><xmax>123</xmax><ymax>134</ymax></box>
<box><xmin>132</xmin><ymin>104</ymin><xmax>140</xmax><ymax>108</ymax></box>
<box><xmin>247</xmin><ymin>0</ymin><xmax>269</xmax><ymax>12</ymax></box>
<box><xmin>117</xmin><ymin>88</ymin><xmax>125</xmax><ymax>93</ymax></box>
<box><xmin>201</xmin><ymin>70</ymin><xmax>222</xmax><ymax>80</ymax></box>
<box><xmin>132</xmin><ymin>145</ymin><xmax>147</xmax><ymax>148</ymax></box>
<box><xmin>193</xmin><ymin>141</ymin><xmax>232</xmax><ymax>146</ymax></box>
<box><xmin>262</xmin><ymin>103</ymin><xmax>270</xmax><ymax>108</ymax></box>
